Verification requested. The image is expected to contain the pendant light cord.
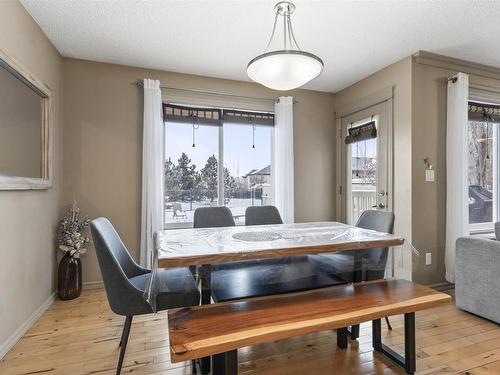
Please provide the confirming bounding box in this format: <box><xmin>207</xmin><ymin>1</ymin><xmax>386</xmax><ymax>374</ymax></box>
<box><xmin>486</xmin><ymin>120</ymin><xmax>490</xmax><ymax>160</ymax></box>
<box><xmin>287</xmin><ymin>14</ymin><xmax>301</xmax><ymax>50</ymax></box>
<box><xmin>252</xmin><ymin>119</ymin><xmax>256</xmax><ymax>149</ymax></box>
<box><xmin>265</xmin><ymin>11</ymin><xmax>280</xmax><ymax>52</ymax></box>
<box><xmin>192</xmin><ymin>115</ymin><xmax>199</xmax><ymax>147</ymax></box>
<box><xmin>283</xmin><ymin>9</ymin><xmax>287</xmax><ymax>49</ymax></box>
<box><xmin>264</xmin><ymin>6</ymin><xmax>301</xmax><ymax>52</ymax></box>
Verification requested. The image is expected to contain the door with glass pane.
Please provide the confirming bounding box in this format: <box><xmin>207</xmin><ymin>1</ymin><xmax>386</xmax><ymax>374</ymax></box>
<box><xmin>339</xmin><ymin>101</ymin><xmax>391</xmax><ymax>225</ymax></box>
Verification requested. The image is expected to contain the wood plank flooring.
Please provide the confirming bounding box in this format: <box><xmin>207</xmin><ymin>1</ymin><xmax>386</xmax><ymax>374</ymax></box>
<box><xmin>0</xmin><ymin>288</ymin><xmax>499</xmax><ymax>374</ymax></box>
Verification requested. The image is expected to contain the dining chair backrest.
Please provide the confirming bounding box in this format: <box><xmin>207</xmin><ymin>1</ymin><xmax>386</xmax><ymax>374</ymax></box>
<box><xmin>356</xmin><ymin>210</ymin><xmax>395</xmax><ymax>280</ymax></box>
<box><xmin>245</xmin><ymin>205</ymin><xmax>283</xmax><ymax>226</ymax></box>
<box><xmin>90</xmin><ymin>217</ymin><xmax>149</xmax><ymax>315</ymax></box>
<box><xmin>193</xmin><ymin>206</ymin><xmax>235</xmax><ymax>228</ymax></box>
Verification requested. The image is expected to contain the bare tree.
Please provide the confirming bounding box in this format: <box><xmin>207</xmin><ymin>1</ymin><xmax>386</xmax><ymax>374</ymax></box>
<box><xmin>468</xmin><ymin>120</ymin><xmax>493</xmax><ymax>189</ymax></box>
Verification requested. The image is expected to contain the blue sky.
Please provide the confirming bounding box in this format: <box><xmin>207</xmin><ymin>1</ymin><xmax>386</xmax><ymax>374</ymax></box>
<box><xmin>165</xmin><ymin>122</ymin><xmax>272</xmax><ymax>177</ymax></box>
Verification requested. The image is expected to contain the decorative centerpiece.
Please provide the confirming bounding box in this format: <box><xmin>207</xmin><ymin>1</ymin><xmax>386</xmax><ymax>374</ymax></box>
<box><xmin>57</xmin><ymin>202</ymin><xmax>90</xmax><ymax>300</ymax></box>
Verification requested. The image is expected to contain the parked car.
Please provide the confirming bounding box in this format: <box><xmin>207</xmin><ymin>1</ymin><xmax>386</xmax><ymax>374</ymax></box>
<box><xmin>469</xmin><ymin>185</ymin><xmax>493</xmax><ymax>223</ymax></box>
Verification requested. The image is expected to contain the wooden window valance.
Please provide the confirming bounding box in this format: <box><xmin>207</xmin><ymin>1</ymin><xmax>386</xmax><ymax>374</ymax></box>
<box><xmin>163</xmin><ymin>104</ymin><xmax>274</xmax><ymax>127</ymax></box>
<box><xmin>345</xmin><ymin>121</ymin><xmax>377</xmax><ymax>145</ymax></box>
<box><xmin>223</xmin><ymin>109</ymin><xmax>274</xmax><ymax>126</ymax></box>
<box><xmin>469</xmin><ymin>101</ymin><xmax>500</xmax><ymax>123</ymax></box>
<box><xmin>163</xmin><ymin>104</ymin><xmax>222</xmax><ymax>126</ymax></box>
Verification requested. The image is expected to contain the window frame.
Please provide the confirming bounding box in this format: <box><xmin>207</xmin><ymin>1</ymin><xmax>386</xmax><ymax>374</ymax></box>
<box><xmin>468</xmin><ymin>93</ymin><xmax>500</xmax><ymax>234</ymax></box>
<box><xmin>163</xmin><ymin>103</ymin><xmax>275</xmax><ymax>229</ymax></box>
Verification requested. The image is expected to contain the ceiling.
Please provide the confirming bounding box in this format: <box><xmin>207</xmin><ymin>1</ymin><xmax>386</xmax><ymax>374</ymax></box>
<box><xmin>20</xmin><ymin>0</ymin><xmax>500</xmax><ymax>93</ymax></box>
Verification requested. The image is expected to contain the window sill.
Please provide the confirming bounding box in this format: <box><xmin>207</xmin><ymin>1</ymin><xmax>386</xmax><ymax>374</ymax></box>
<box><xmin>469</xmin><ymin>222</ymin><xmax>494</xmax><ymax>234</ymax></box>
<box><xmin>470</xmin><ymin>228</ymin><xmax>493</xmax><ymax>234</ymax></box>
<box><xmin>470</xmin><ymin>231</ymin><xmax>496</xmax><ymax>240</ymax></box>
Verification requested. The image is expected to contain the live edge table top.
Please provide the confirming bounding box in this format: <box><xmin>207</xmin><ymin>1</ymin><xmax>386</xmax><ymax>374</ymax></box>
<box><xmin>157</xmin><ymin>221</ymin><xmax>405</xmax><ymax>268</ymax></box>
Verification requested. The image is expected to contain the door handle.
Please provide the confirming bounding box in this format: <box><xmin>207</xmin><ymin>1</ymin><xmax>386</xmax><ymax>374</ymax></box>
<box><xmin>372</xmin><ymin>203</ymin><xmax>386</xmax><ymax>209</ymax></box>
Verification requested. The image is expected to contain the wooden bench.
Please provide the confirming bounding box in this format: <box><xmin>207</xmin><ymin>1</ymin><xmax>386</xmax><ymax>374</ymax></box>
<box><xmin>168</xmin><ymin>279</ymin><xmax>451</xmax><ymax>375</ymax></box>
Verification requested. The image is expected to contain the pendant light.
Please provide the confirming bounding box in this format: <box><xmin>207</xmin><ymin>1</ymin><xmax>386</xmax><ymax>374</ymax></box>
<box><xmin>247</xmin><ymin>1</ymin><xmax>323</xmax><ymax>91</ymax></box>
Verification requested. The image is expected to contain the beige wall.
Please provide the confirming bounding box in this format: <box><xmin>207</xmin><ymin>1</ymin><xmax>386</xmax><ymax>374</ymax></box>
<box><xmin>0</xmin><ymin>1</ymin><xmax>62</xmax><ymax>347</ymax></box>
<box><xmin>62</xmin><ymin>58</ymin><xmax>336</xmax><ymax>284</ymax></box>
<box><xmin>334</xmin><ymin>57</ymin><xmax>413</xmax><ymax>280</ymax></box>
<box><xmin>411</xmin><ymin>52</ymin><xmax>500</xmax><ymax>285</ymax></box>
<box><xmin>411</xmin><ymin>61</ymin><xmax>449</xmax><ymax>284</ymax></box>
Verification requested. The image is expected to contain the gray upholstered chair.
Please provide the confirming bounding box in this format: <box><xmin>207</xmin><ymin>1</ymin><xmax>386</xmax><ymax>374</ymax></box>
<box><xmin>309</xmin><ymin>210</ymin><xmax>395</xmax><ymax>283</ymax></box>
<box><xmin>193</xmin><ymin>206</ymin><xmax>235</xmax><ymax>228</ymax></box>
<box><xmin>210</xmin><ymin>205</ymin><xmax>342</xmax><ymax>302</ymax></box>
<box><xmin>245</xmin><ymin>205</ymin><xmax>283</xmax><ymax>226</ymax></box>
<box><xmin>309</xmin><ymin>209</ymin><xmax>395</xmax><ymax>333</ymax></box>
<box><xmin>90</xmin><ymin>217</ymin><xmax>200</xmax><ymax>375</ymax></box>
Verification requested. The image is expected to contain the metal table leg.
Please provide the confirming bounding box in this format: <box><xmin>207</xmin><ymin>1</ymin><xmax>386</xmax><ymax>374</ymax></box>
<box><xmin>212</xmin><ymin>350</ymin><xmax>238</xmax><ymax>375</ymax></box>
<box><xmin>336</xmin><ymin>327</ymin><xmax>348</xmax><ymax>349</ymax></box>
<box><xmin>348</xmin><ymin>251</ymin><xmax>363</xmax><ymax>339</ymax></box>
<box><xmin>200</xmin><ymin>264</ymin><xmax>212</xmax><ymax>375</ymax></box>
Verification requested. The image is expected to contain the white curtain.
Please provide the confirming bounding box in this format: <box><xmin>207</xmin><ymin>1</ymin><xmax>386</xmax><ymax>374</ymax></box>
<box><xmin>273</xmin><ymin>96</ymin><xmax>294</xmax><ymax>223</ymax></box>
<box><xmin>445</xmin><ymin>72</ymin><xmax>469</xmax><ymax>283</ymax></box>
<box><xmin>140</xmin><ymin>79</ymin><xmax>164</xmax><ymax>268</ymax></box>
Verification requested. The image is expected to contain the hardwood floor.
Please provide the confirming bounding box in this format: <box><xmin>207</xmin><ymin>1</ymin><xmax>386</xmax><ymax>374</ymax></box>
<box><xmin>0</xmin><ymin>288</ymin><xmax>499</xmax><ymax>374</ymax></box>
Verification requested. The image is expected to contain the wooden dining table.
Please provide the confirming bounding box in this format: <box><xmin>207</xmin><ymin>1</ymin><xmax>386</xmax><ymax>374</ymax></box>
<box><xmin>156</xmin><ymin>221</ymin><xmax>404</xmax><ymax>268</ymax></box>
<box><xmin>156</xmin><ymin>221</ymin><xmax>405</xmax><ymax>374</ymax></box>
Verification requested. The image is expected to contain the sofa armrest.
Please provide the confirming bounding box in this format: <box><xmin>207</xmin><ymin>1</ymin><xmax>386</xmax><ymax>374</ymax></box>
<box><xmin>455</xmin><ymin>236</ymin><xmax>500</xmax><ymax>323</ymax></box>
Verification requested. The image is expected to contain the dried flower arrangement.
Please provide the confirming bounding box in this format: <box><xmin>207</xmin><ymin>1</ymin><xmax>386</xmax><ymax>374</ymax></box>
<box><xmin>58</xmin><ymin>201</ymin><xmax>91</xmax><ymax>258</ymax></box>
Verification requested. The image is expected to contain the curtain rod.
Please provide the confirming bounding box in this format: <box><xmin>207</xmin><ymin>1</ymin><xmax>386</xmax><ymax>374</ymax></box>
<box><xmin>133</xmin><ymin>80</ymin><xmax>298</xmax><ymax>103</ymax></box>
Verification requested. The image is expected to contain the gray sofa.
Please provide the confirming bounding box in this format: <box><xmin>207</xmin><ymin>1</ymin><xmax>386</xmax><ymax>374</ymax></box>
<box><xmin>455</xmin><ymin>226</ymin><xmax>500</xmax><ymax>324</ymax></box>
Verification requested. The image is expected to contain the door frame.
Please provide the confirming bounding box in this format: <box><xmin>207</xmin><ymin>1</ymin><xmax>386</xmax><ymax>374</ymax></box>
<box><xmin>335</xmin><ymin>88</ymin><xmax>394</xmax><ymax>223</ymax></box>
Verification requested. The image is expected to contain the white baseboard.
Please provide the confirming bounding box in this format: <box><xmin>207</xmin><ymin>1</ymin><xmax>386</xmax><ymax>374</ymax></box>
<box><xmin>83</xmin><ymin>280</ymin><xmax>104</xmax><ymax>289</ymax></box>
<box><xmin>0</xmin><ymin>292</ymin><xmax>55</xmax><ymax>360</ymax></box>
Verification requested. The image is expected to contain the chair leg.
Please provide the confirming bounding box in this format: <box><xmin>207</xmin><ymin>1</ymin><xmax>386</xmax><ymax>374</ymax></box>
<box><xmin>117</xmin><ymin>316</ymin><xmax>133</xmax><ymax>375</ymax></box>
<box><xmin>119</xmin><ymin>316</ymin><xmax>131</xmax><ymax>347</ymax></box>
<box><xmin>385</xmin><ymin>316</ymin><xmax>393</xmax><ymax>330</ymax></box>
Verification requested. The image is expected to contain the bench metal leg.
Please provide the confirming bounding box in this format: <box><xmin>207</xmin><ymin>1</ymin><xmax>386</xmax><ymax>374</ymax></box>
<box><xmin>212</xmin><ymin>350</ymin><xmax>238</xmax><ymax>375</ymax></box>
<box><xmin>372</xmin><ymin>312</ymin><xmax>416</xmax><ymax>375</ymax></box>
<box><xmin>200</xmin><ymin>265</ymin><xmax>212</xmax><ymax>375</ymax></box>
<box><xmin>336</xmin><ymin>327</ymin><xmax>348</xmax><ymax>349</ymax></box>
<box><xmin>404</xmin><ymin>312</ymin><xmax>416</xmax><ymax>374</ymax></box>
<box><xmin>347</xmin><ymin>324</ymin><xmax>360</xmax><ymax>339</ymax></box>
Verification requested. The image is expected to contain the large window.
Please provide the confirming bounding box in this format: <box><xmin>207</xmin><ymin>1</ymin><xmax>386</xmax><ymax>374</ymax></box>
<box><xmin>468</xmin><ymin>101</ymin><xmax>499</xmax><ymax>232</ymax></box>
<box><xmin>164</xmin><ymin>104</ymin><xmax>274</xmax><ymax>228</ymax></box>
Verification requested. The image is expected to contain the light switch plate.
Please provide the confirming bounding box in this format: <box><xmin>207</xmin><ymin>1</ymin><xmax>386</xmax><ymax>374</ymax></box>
<box><xmin>425</xmin><ymin>169</ymin><xmax>435</xmax><ymax>182</ymax></box>
<box><xmin>425</xmin><ymin>253</ymin><xmax>432</xmax><ymax>265</ymax></box>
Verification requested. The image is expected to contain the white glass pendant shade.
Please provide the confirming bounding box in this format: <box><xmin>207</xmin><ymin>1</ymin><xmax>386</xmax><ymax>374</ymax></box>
<box><xmin>247</xmin><ymin>50</ymin><xmax>324</xmax><ymax>91</ymax></box>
